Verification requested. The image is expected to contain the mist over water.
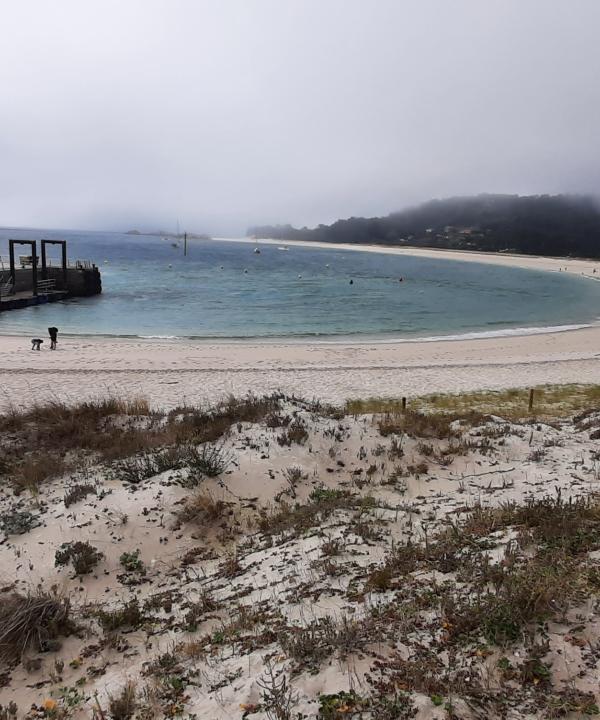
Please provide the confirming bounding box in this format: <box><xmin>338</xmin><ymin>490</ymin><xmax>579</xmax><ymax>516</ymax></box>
<box><xmin>2</xmin><ymin>2</ymin><xmax>600</xmax><ymax>233</ymax></box>
<box><xmin>1</xmin><ymin>230</ymin><xmax>599</xmax><ymax>341</ymax></box>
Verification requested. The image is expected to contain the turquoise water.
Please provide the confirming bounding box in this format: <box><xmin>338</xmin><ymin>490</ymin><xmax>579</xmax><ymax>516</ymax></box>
<box><xmin>1</xmin><ymin>229</ymin><xmax>599</xmax><ymax>341</ymax></box>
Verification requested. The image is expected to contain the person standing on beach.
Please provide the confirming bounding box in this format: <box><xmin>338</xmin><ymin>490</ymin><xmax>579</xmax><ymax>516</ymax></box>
<box><xmin>48</xmin><ymin>327</ymin><xmax>58</xmax><ymax>350</ymax></box>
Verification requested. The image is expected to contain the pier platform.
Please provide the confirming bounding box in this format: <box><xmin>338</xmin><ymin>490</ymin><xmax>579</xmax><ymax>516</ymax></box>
<box><xmin>0</xmin><ymin>289</ymin><xmax>69</xmax><ymax>311</ymax></box>
<box><xmin>0</xmin><ymin>237</ymin><xmax>101</xmax><ymax>313</ymax></box>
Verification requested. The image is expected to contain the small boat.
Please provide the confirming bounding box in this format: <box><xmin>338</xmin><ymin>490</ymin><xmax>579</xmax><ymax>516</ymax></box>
<box><xmin>171</xmin><ymin>242</ymin><xmax>179</xmax><ymax>249</ymax></box>
<box><xmin>277</xmin><ymin>246</ymin><xmax>289</xmax><ymax>251</ymax></box>
<box><xmin>254</xmin><ymin>247</ymin><xmax>261</xmax><ymax>254</ymax></box>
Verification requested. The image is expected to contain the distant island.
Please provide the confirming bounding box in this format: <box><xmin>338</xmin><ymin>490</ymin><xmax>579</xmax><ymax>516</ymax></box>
<box><xmin>249</xmin><ymin>194</ymin><xmax>600</xmax><ymax>259</ymax></box>
<box><xmin>126</xmin><ymin>229</ymin><xmax>212</xmax><ymax>240</ymax></box>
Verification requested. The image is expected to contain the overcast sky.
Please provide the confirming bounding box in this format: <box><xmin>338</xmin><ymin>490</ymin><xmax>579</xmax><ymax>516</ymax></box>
<box><xmin>1</xmin><ymin>1</ymin><xmax>599</xmax><ymax>234</ymax></box>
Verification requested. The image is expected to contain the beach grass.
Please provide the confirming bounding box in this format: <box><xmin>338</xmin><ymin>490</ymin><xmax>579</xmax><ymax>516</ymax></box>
<box><xmin>346</xmin><ymin>383</ymin><xmax>600</xmax><ymax>419</ymax></box>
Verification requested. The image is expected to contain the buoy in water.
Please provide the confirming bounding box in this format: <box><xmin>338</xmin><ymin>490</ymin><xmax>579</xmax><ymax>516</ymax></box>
<box><xmin>244</xmin><ymin>269</ymin><xmax>248</xmax><ymax>274</ymax></box>
<box><xmin>349</xmin><ymin>279</ymin><xmax>354</xmax><ymax>285</ymax></box>
<box><xmin>399</xmin><ymin>277</ymin><xmax>403</xmax><ymax>282</ymax></box>
<box><xmin>298</xmin><ymin>274</ymin><xmax>302</xmax><ymax>279</ymax></box>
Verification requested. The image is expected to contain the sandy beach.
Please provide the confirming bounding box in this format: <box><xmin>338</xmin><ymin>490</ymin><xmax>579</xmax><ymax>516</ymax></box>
<box><xmin>1</xmin><ymin>245</ymin><xmax>599</xmax><ymax>411</ymax></box>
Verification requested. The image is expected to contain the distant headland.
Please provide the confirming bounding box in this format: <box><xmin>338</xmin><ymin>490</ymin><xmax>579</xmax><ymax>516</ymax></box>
<box><xmin>249</xmin><ymin>193</ymin><xmax>600</xmax><ymax>259</ymax></box>
<box><xmin>125</xmin><ymin>229</ymin><xmax>212</xmax><ymax>240</ymax></box>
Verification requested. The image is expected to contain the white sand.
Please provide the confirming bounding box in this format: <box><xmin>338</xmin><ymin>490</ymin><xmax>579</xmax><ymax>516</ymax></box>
<box><xmin>1</xmin><ymin>244</ymin><xmax>599</xmax><ymax>411</ymax></box>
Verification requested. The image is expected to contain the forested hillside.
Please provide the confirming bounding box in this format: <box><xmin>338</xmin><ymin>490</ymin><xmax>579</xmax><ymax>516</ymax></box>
<box><xmin>249</xmin><ymin>194</ymin><xmax>600</xmax><ymax>258</ymax></box>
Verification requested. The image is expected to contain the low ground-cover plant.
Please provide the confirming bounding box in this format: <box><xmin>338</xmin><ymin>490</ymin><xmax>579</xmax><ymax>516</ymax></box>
<box><xmin>277</xmin><ymin>418</ymin><xmax>309</xmax><ymax>446</ymax></box>
<box><xmin>114</xmin><ymin>447</ymin><xmax>189</xmax><ymax>484</ymax></box>
<box><xmin>0</xmin><ymin>702</ymin><xmax>18</xmax><ymax>719</ymax></box>
<box><xmin>96</xmin><ymin>598</ymin><xmax>143</xmax><ymax>633</ymax></box>
<box><xmin>119</xmin><ymin>549</ymin><xmax>145</xmax><ymax>573</ymax></box>
<box><xmin>0</xmin><ymin>509</ymin><xmax>39</xmax><ymax>535</ymax></box>
<box><xmin>55</xmin><ymin>541</ymin><xmax>104</xmax><ymax>575</ymax></box>
<box><xmin>257</xmin><ymin>661</ymin><xmax>299</xmax><ymax>720</ymax></box>
<box><xmin>463</xmin><ymin>492</ymin><xmax>600</xmax><ymax>554</ymax></box>
<box><xmin>280</xmin><ymin>614</ymin><xmax>375</xmax><ymax>673</ymax></box>
<box><xmin>258</xmin><ymin>489</ymin><xmax>358</xmax><ymax>537</ymax></box>
<box><xmin>361</xmin><ymin>491</ymin><xmax>600</xmax><ymax>657</ymax></box>
<box><xmin>0</xmin><ymin>454</ymin><xmax>12</xmax><ymax>475</ymax></box>
<box><xmin>378</xmin><ymin>409</ymin><xmax>476</xmax><ymax>439</ymax></box>
<box><xmin>183</xmin><ymin>593</ymin><xmax>218</xmax><ymax>631</ymax></box>
<box><xmin>63</xmin><ymin>482</ymin><xmax>97</xmax><ymax>508</ymax></box>
<box><xmin>281</xmin><ymin>465</ymin><xmax>307</xmax><ymax>498</ymax></box>
<box><xmin>265</xmin><ymin>412</ymin><xmax>291</xmax><ymax>428</ymax></box>
<box><xmin>443</xmin><ymin>550</ymin><xmax>579</xmax><ymax>646</ymax></box>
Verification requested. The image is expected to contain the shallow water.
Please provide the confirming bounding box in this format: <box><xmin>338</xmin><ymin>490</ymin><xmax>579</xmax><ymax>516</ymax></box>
<box><xmin>1</xmin><ymin>229</ymin><xmax>599</xmax><ymax>341</ymax></box>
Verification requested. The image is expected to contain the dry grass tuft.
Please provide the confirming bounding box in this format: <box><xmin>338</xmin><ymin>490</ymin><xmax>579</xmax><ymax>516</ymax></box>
<box><xmin>64</xmin><ymin>482</ymin><xmax>97</xmax><ymax>508</ymax></box>
<box><xmin>96</xmin><ymin>598</ymin><xmax>143</xmax><ymax>633</ymax></box>
<box><xmin>0</xmin><ymin>589</ymin><xmax>71</xmax><ymax>663</ymax></box>
<box><xmin>463</xmin><ymin>492</ymin><xmax>600</xmax><ymax>553</ymax></box>
<box><xmin>378</xmin><ymin>408</ymin><xmax>485</xmax><ymax>439</ymax></box>
<box><xmin>11</xmin><ymin>454</ymin><xmax>66</xmax><ymax>494</ymax></box>
<box><xmin>0</xmin><ymin>393</ymin><xmax>280</xmax><ymax>490</ymax></box>
<box><xmin>107</xmin><ymin>681</ymin><xmax>138</xmax><ymax>720</ymax></box>
<box><xmin>0</xmin><ymin>396</ymin><xmax>150</xmax><ymax>433</ymax></box>
<box><xmin>258</xmin><ymin>489</ymin><xmax>358</xmax><ymax>537</ymax></box>
<box><xmin>176</xmin><ymin>492</ymin><xmax>230</xmax><ymax>526</ymax></box>
<box><xmin>348</xmin><ymin>383</ymin><xmax>600</xmax><ymax>421</ymax></box>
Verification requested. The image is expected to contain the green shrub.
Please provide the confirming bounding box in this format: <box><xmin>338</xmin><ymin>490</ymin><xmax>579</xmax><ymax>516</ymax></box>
<box><xmin>55</xmin><ymin>541</ymin><xmax>104</xmax><ymax>575</ymax></box>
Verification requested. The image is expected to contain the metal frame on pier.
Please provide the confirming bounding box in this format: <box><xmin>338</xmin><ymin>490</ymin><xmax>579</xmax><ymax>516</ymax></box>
<box><xmin>41</xmin><ymin>239</ymin><xmax>68</xmax><ymax>288</ymax></box>
<box><xmin>8</xmin><ymin>239</ymin><xmax>37</xmax><ymax>295</ymax></box>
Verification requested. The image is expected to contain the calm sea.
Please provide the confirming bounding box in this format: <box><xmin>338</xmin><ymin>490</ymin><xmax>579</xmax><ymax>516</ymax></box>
<box><xmin>1</xmin><ymin>229</ymin><xmax>599</xmax><ymax>341</ymax></box>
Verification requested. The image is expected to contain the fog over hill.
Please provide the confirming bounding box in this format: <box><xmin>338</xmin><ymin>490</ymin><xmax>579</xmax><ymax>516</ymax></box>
<box><xmin>2</xmin><ymin>3</ymin><xmax>600</xmax><ymax>233</ymax></box>
<box><xmin>249</xmin><ymin>194</ymin><xmax>600</xmax><ymax>258</ymax></box>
